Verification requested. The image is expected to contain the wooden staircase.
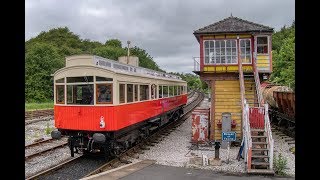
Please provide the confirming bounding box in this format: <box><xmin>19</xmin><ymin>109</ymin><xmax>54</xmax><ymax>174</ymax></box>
<box><xmin>243</xmin><ymin>74</ymin><xmax>258</xmax><ymax>108</ymax></box>
<box><xmin>248</xmin><ymin>129</ymin><xmax>274</xmax><ymax>175</ymax></box>
<box><xmin>239</xmin><ymin>56</ymin><xmax>274</xmax><ymax>175</ymax></box>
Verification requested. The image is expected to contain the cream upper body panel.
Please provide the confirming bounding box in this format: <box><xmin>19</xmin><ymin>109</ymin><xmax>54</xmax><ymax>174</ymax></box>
<box><xmin>54</xmin><ymin>54</ymin><xmax>185</xmax><ymax>83</ymax></box>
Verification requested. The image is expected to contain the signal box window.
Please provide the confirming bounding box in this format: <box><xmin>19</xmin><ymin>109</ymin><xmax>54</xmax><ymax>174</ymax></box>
<box><xmin>140</xmin><ymin>85</ymin><xmax>149</xmax><ymax>101</ymax></box>
<box><xmin>56</xmin><ymin>85</ymin><xmax>65</xmax><ymax>104</ymax></box>
<box><xmin>96</xmin><ymin>84</ymin><xmax>112</xmax><ymax>104</ymax></box>
<box><xmin>67</xmin><ymin>84</ymin><xmax>94</xmax><ymax>105</ymax></box>
<box><xmin>127</xmin><ymin>84</ymin><xmax>133</xmax><ymax>103</ymax></box>
<box><xmin>257</xmin><ymin>37</ymin><xmax>268</xmax><ymax>54</ymax></box>
<box><xmin>119</xmin><ymin>84</ymin><xmax>125</xmax><ymax>103</ymax></box>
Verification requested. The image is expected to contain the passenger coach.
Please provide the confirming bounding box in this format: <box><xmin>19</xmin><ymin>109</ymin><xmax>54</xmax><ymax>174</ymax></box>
<box><xmin>51</xmin><ymin>54</ymin><xmax>187</xmax><ymax>157</ymax></box>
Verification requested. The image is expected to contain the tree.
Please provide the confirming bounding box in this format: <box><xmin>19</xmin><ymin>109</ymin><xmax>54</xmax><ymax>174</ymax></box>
<box><xmin>270</xmin><ymin>36</ymin><xmax>295</xmax><ymax>89</ymax></box>
<box><xmin>93</xmin><ymin>46</ymin><xmax>127</xmax><ymax>61</ymax></box>
<box><xmin>25</xmin><ymin>42</ymin><xmax>64</xmax><ymax>102</ymax></box>
<box><xmin>105</xmin><ymin>39</ymin><xmax>122</xmax><ymax>48</ymax></box>
<box><xmin>270</xmin><ymin>21</ymin><xmax>295</xmax><ymax>90</ymax></box>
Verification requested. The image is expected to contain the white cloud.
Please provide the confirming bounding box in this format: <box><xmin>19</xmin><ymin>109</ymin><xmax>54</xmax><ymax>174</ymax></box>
<box><xmin>25</xmin><ymin>0</ymin><xmax>295</xmax><ymax>73</ymax></box>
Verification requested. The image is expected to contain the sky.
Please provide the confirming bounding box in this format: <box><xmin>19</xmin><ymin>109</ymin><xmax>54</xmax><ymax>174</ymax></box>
<box><xmin>25</xmin><ymin>0</ymin><xmax>295</xmax><ymax>74</ymax></box>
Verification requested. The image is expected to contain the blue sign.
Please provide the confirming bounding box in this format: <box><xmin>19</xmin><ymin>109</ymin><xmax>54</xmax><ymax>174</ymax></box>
<box><xmin>222</xmin><ymin>132</ymin><xmax>236</xmax><ymax>141</ymax></box>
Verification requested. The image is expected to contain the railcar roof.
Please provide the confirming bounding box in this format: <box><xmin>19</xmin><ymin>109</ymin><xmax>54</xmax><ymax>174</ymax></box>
<box><xmin>53</xmin><ymin>55</ymin><xmax>186</xmax><ymax>83</ymax></box>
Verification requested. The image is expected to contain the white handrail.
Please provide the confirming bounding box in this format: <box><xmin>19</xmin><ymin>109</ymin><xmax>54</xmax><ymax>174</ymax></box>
<box><xmin>253</xmin><ymin>56</ymin><xmax>263</xmax><ymax>106</ymax></box>
<box><xmin>242</xmin><ymin>99</ymin><xmax>252</xmax><ymax>170</ymax></box>
<box><xmin>264</xmin><ymin>103</ymin><xmax>274</xmax><ymax>170</ymax></box>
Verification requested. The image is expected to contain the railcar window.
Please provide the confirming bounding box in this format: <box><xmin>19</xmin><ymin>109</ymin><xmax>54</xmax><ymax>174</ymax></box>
<box><xmin>127</xmin><ymin>84</ymin><xmax>133</xmax><ymax>103</ymax></box>
<box><xmin>180</xmin><ymin>86</ymin><xmax>183</xmax><ymax>95</ymax></box>
<box><xmin>159</xmin><ymin>86</ymin><xmax>163</xmax><ymax>98</ymax></box>
<box><xmin>119</xmin><ymin>84</ymin><xmax>125</xmax><ymax>103</ymax></box>
<box><xmin>177</xmin><ymin>86</ymin><xmax>180</xmax><ymax>95</ymax></box>
<box><xmin>66</xmin><ymin>84</ymin><xmax>94</xmax><ymax>104</ymax></box>
<box><xmin>134</xmin><ymin>84</ymin><xmax>138</xmax><ymax>101</ymax></box>
<box><xmin>56</xmin><ymin>85</ymin><xmax>65</xmax><ymax>104</ymax></box>
<box><xmin>140</xmin><ymin>85</ymin><xmax>149</xmax><ymax>101</ymax></box>
<box><xmin>55</xmin><ymin>78</ymin><xmax>64</xmax><ymax>83</ymax></box>
<box><xmin>96</xmin><ymin>76</ymin><xmax>113</xmax><ymax>81</ymax></box>
<box><xmin>96</xmin><ymin>84</ymin><xmax>112</xmax><ymax>104</ymax></box>
<box><xmin>67</xmin><ymin>76</ymin><xmax>93</xmax><ymax>83</ymax></box>
<box><xmin>257</xmin><ymin>36</ymin><xmax>268</xmax><ymax>54</ymax></box>
<box><xmin>151</xmin><ymin>84</ymin><xmax>156</xmax><ymax>99</ymax></box>
<box><xmin>163</xmin><ymin>86</ymin><xmax>168</xmax><ymax>97</ymax></box>
<box><xmin>169</xmin><ymin>86</ymin><xmax>174</xmax><ymax>97</ymax></box>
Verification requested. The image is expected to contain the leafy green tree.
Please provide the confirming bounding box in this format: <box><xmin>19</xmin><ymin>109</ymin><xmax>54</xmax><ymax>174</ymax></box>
<box><xmin>25</xmin><ymin>42</ymin><xmax>64</xmax><ymax>102</ymax></box>
<box><xmin>270</xmin><ymin>36</ymin><xmax>295</xmax><ymax>89</ymax></box>
<box><xmin>93</xmin><ymin>46</ymin><xmax>127</xmax><ymax>61</ymax></box>
<box><xmin>270</xmin><ymin>21</ymin><xmax>295</xmax><ymax>90</ymax></box>
<box><xmin>105</xmin><ymin>39</ymin><xmax>122</xmax><ymax>48</ymax></box>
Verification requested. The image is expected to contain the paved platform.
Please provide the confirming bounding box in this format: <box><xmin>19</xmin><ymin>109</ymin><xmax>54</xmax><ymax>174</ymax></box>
<box><xmin>81</xmin><ymin>160</ymin><xmax>294</xmax><ymax>180</ymax></box>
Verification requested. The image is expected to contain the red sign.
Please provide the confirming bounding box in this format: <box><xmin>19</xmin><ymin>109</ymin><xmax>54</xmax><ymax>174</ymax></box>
<box><xmin>191</xmin><ymin>108</ymin><xmax>210</xmax><ymax>143</ymax></box>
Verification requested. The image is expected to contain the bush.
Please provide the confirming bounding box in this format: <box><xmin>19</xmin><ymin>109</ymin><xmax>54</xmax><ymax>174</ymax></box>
<box><xmin>45</xmin><ymin>122</ymin><xmax>52</xmax><ymax>135</ymax></box>
<box><xmin>273</xmin><ymin>153</ymin><xmax>288</xmax><ymax>175</ymax></box>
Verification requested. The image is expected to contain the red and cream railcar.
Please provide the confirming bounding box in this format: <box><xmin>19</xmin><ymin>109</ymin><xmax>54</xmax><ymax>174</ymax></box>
<box><xmin>51</xmin><ymin>55</ymin><xmax>187</xmax><ymax>157</ymax></box>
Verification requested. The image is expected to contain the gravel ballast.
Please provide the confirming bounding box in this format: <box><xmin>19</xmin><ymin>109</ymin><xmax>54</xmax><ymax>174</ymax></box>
<box><xmin>25</xmin><ymin>95</ymin><xmax>295</xmax><ymax>178</ymax></box>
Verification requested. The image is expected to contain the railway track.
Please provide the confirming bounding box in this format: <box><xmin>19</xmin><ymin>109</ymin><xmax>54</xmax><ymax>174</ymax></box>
<box><xmin>26</xmin><ymin>91</ymin><xmax>204</xmax><ymax>180</ymax></box>
<box><xmin>25</xmin><ymin>137</ymin><xmax>68</xmax><ymax>160</ymax></box>
<box><xmin>25</xmin><ymin>109</ymin><xmax>54</xmax><ymax>121</ymax></box>
<box><xmin>271</xmin><ymin>126</ymin><xmax>295</xmax><ymax>155</ymax></box>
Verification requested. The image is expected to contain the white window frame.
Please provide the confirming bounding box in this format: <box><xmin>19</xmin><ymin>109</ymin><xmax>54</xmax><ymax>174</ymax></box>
<box><xmin>239</xmin><ymin>39</ymin><xmax>252</xmax><ymax>64</ymax></box>
<box><xmin>256</xmin><ymin>35</ymin><xmax>269</xmax><ymax>55</ymax></box>
<box><xmin>203</xmin><ymin>39</ymin><xmax>238</xmax><ymax>65</ymax></box>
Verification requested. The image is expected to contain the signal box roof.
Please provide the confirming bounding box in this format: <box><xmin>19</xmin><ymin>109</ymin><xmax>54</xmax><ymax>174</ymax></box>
<box><xmin>193</xmin><ymin>16</ymin><xmax>273</xmax><ymax>41</ymax></box>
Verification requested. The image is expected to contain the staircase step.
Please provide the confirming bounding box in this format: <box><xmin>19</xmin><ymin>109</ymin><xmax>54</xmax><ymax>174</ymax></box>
<box><xmin>252</xmin><ymin>142</ymin><xmax>268</xmax><ymax>145</ymax></box>
<box><xmin>251</xmin><ymin>161</ymin><xmax>270</xmax><ymax>166</ymax></box>
<box><xmin>252</xmin><ymin>148</ymin><xmax>268</xmax><ymax>151</ymax></box>
<box><xmin>251</xmin><ymin>136</ymin><xmax>267</xmax><ymax>138</ymax></box>
<box><xmin>251</xmin><ymin>129</ymin><xmax>265</xmax><ymax>132</ymax></box>
<box><xmin>247</xmin><ymin>169</ymin><xmax>274</xmax><ymax>175</ymax></box>
<box><xmin>252</xmin><ymin>155</ymin><xmax>269</xmax><ymax>158</ymax></box>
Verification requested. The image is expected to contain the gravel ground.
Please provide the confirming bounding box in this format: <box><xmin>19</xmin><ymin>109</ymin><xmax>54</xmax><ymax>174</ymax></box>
<box><xmin>135</xmin><ymin>97</ymin><xmax>295</xmax><ymax>177</ymax></box>
<box><xmin>25</xmin><ymin>94</ymin><xmax>294</xmax><ymax>178</ymax></box>
<box><xmin>25</xmin><ymin>137</ymin><xmax>68</xmax><ymax>157</ymax></box>
<box><xmin>25</xmin><ymin>146</ymin><xmax>79</xmax><ymax>178</ymax></box>
<box><xmin>25</xmin><ymin>118</ymin><xmax>55</xmax><ymax>146</ymax></box>
<box><xmin>272</xmin><ymin>131</ymin><xmax>295</xmax><ymax>176</ymax></box>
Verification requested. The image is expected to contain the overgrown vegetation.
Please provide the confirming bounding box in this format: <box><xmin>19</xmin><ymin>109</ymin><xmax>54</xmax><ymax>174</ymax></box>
<box><xmin>25</xmin><ymin>102</ymin><xmax>54</xmax><ymax>111</ymax></box>
<box><xmin>273</xmin><ymin>153</ymin><xmax>288</xmax><ymax>175</ymax></box>
<box><xmin>45</xmin><ymin>122</ymin><xmax>53</xmax><ymax>135</ymax></box>
<box><xmin>270</xmin><ymin>21</ymin><xmax>295</xmax><ymax>90</ymax></box>
<box><xmin>25</xmin><ymin>27</ymin><xmax>164</xmax><ymax>103</ymax></box>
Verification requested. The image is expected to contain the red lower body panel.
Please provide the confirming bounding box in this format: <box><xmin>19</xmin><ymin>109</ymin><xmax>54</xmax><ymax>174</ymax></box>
<box><xmin>55</xmin><ymin>95</ymin><xmax>187</xmax><ymax>131</ymax></box>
